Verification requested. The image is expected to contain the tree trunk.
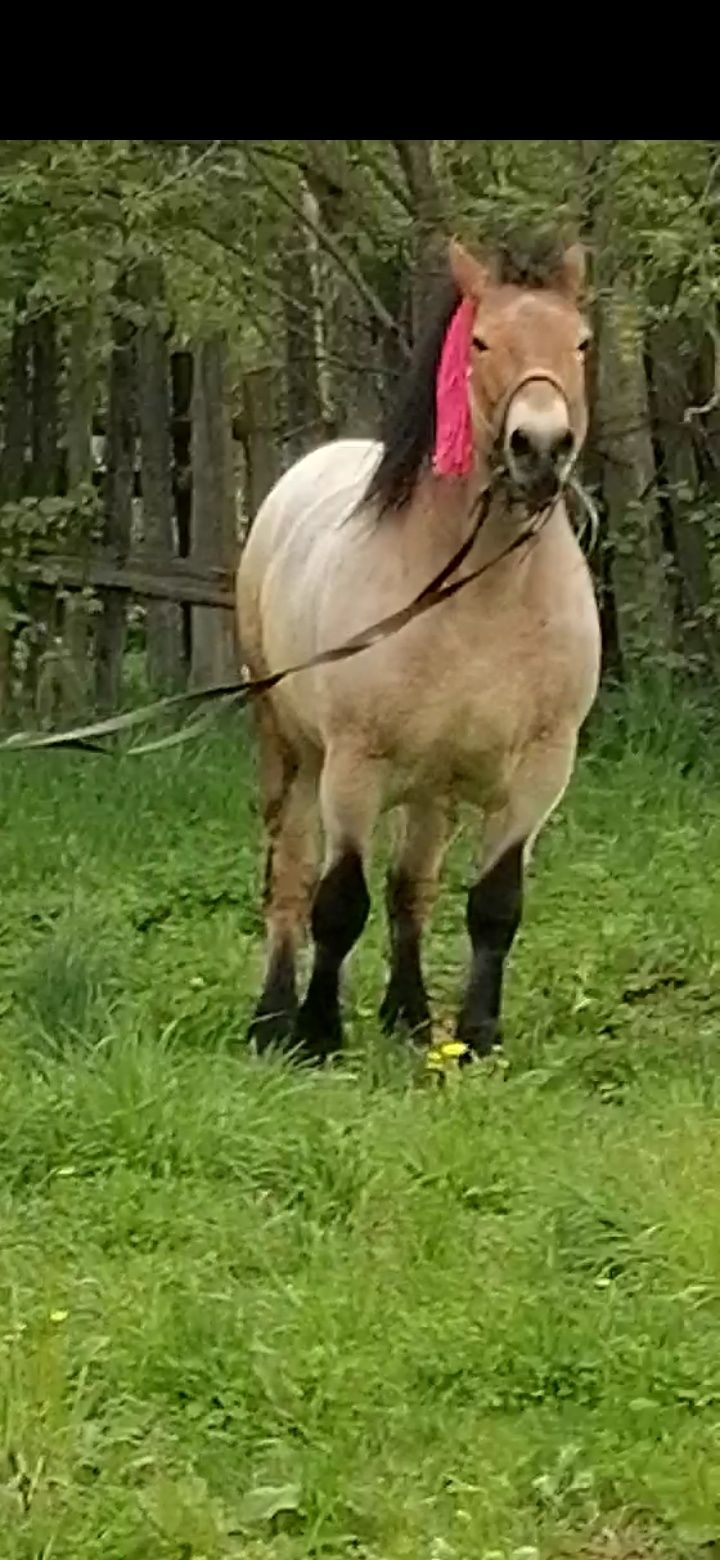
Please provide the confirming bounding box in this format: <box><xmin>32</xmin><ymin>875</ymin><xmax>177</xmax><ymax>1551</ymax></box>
<box><xmin>137</xmin><ymin>263</ymin><xmax>183</xmax><ymax>692</ymax></box>
<box><xmin>304</xmin><ymin>147</ymin><xmax>382</xmax><ymax>438</ymax></box>
<box><xmin>190</xmin><ymin>336</ymin><xmax>238</xmax><ymax>687</ymax></box>
<box><xmin>594</xmin><ymin>280</ymin><xmax>674</xmax><ymax>677</ymax></box>
<box><xmin>59</xmin><ymin>306</ymin><xmax>95</xmax><ymax>718</ymax></box>
<box><xmin>370</xmin><ymin>249</ymin><xmax>412</xmax><ymax>427</ymax></box>
<box><xmin>648</xmin><ymin>302</ymin><xmax>720</xmax><ymax>675</ymax></box>
<box><xmin>67</xmin><ymin>310</ymin><xmax>94</xmax><ymax>493</ymax></box>
<box><xmin>30</xmin><ymin>310</ymin><xmax>60</xmax><ymax>495</ymax></box>
<box><xmin>583</xmin><ymin>337</ymin><xmax>621</xmax><ymax>678</ymax></box>
<box><xmin>0</xmin><ymin>309</ymin><xmax>30</xmax><ymax>503</ymax></box>
<box><xmin>242</xmin><ymin>367</ymin><xmax>279</xmax><ymax>523</ymax></box>
<box><xmin>573</xmin><ymin>139</ymin><xmax>624</xmax><ymax>679</ymax></box>
<box><xmin>94</xmin><ymin>280</ymin><xmax>136</xmax><ymax>712</ymax></box>
<box><xmin>392</xmin><ymin>139</ymin><xmax>446</xmax><ymax>340</ymax></box>
<box><xmin>283</xmin><ymin>187</ymin><xmax>325</xmax><ymax>462</ymax></box>
<box><xmin>171</xmin><ymin>349</ymin><xmax>193</xmax><ymax>671</ymax></box>
<box><xmin>25</xmin><ymin>310</ymin><xmax>61</xmax><ymax>715</ymax></box>
<box><xmin>0</xmin><ymin>305</ymin><xmax>30</xmax><ymax>720</ymax></box>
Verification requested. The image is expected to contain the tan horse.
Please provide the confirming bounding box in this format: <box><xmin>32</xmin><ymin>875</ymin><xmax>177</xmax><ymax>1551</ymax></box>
<box><xmin>237</xmin><ymin>236</ymin><xmax>601</xmax><ymax>1063</ymax></box>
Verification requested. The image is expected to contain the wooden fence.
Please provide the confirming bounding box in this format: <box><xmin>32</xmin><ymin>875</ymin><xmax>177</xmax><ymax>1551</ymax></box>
<box><xmin>0</xmin><ymin>305</ymin><xmax>281</xmax><ymax>727</ymax></box>
<box><xmin>3</xmin><ymin>255</ymin><xmax>720</xmax><ymax>733</ymax></box>
<box><xmin>15</xmin><ymin>551</ymin><xmax>233</xmax><ymax>612</ymax></box>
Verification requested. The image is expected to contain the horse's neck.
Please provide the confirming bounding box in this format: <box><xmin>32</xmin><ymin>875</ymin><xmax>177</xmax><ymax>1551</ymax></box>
<box><xmin>411</xmin><ymin>472</ymin><xmax>572</xmax><ymax>574</ymax></box>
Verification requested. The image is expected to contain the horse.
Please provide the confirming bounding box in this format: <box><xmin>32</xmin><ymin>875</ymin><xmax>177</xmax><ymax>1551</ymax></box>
<box><xmin>237</xmin><ymin>235</ymin><xmax>601</xmax><ymax>1064</ymax></box>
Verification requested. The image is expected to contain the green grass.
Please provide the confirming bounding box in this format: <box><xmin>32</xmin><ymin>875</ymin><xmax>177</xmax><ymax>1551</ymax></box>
<box><xmin>2</xmin><ymin>703</ymin><xmax>720</xmax><ymax>1558</ymax></box>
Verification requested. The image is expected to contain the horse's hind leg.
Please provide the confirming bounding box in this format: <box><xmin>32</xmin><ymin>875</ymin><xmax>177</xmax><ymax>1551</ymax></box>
<box><xmin>379</xmin><ymin>800</ymin><xmax>449</xmax><ymax>1045</ymax></box>
<box><xmin>248</xmin><ymin>702</ymin><xmax>320</xmax><ymax>1052</ymax></box>
<box><xmin>456</xmin><ymin>736</ymin><xmax>576</xmax><ymax>1058</ymax></box>
<box><xmin>293</xmin><ymin>744</ymin><xmax>383</xmax><ymax>1063</ymax></box>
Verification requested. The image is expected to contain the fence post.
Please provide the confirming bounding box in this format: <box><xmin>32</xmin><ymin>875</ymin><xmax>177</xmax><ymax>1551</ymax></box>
<box><xmin>190</xmin><ymin>337</ymin><xmax>238</xmax><ymax>688</ymax></box>
<box><xmin>595</xmin><ymin>280</ymin><xmax>674</xmax><ymax>677</ymax></box>
<box><xmin>94</xmin><ymin>276</ymin><xmax>136</xmax><ymax>713</ymax></box>
<box><xmin>137</xmin><ymin>263</ymin><xmax>184</xmax><ymax>692</ymax></box>
<box><xmin>242</xmin><ymin>367</ymin><xmax>280</xmax><ymax>524</ymax></box>
<box><xmin>0</xmin><ymin>303</ymin><xmax>30</xmax><ymax>721</ymax></box>
<box><xmin>58</xmin><ymin>304</ymin><xmax>96</xmax><ymax>718</ymax></box>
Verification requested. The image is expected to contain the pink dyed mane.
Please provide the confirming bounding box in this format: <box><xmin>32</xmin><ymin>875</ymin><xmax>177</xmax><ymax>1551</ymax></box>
<box><xmin>432</xmin><ymin>297</ymin><xmax>475</xmax><ymax>478</ymax></box>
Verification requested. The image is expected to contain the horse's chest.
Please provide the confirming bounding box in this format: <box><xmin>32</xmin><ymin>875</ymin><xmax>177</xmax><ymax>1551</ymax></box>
<box><xmin>377</xmin><ymin>670</ymin><xmax>516</xmax><ymax>803</ymax></box>
<box><xmin>381</xmin><ymin>597</ymin><xmax>598</xmax><ymax>804</ymax></box>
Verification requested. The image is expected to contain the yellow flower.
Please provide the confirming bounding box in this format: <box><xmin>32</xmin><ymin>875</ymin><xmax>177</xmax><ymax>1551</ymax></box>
<box><xmin>426</xmin><ymin>1039</ymin><xmax>470</xmax><ymax>1073</ymax></box>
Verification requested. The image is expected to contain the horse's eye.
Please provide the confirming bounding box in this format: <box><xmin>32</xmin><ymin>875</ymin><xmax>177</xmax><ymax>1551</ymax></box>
<box><xmin>472</xmin><ymin>336</ymin><xmax>489</xmax><ymax>354</ymax></box>
<box><xmin>578</xmin><ymin>335</ymin><xmax>592</xmax><ymax>354</ymax></box>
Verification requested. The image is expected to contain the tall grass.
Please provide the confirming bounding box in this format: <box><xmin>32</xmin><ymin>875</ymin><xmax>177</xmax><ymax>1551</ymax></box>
<box><xmin>1</xmin><ymin>696</ymin><xmax>719</xmax><ymax>1558</ymax></box>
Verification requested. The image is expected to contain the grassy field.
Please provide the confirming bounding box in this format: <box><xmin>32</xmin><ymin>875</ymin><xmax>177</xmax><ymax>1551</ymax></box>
<box><xmin>2</xmin><ymin>697</ymin><xmax>720</xmax><ymax>1559</ymax></box>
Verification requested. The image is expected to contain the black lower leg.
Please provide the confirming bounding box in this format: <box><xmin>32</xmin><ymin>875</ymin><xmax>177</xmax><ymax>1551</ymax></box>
<box><xmin>379</xmin><ymin>870</ymin><xmax>431</xmax><ymax>1043</ymax></box>
<box><xmin>248</xmin><ymin>845</ymin><xmax>299</xmax><ymax>1051</ymax></box>
<box><xmin>456</xmin><ymin>842</ymin><xmax>523</xmax><ymax>1057</ymax></box>
<box><xmin>294</xmin><ymin>849</ymin><xmax>370</xmax><ymax>1061</ymax></box>
<box><xmin>248</xmin><ymin>937</ymin><xmax>298</xmax><ymax>1051</ymax></box>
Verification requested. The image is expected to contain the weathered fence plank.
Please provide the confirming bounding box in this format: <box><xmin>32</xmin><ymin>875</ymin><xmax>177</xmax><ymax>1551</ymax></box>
<box><xmin>137</xmin><ymin>262</ymin><xmax>185</xmax><ymax>691</ymax></box>
<box><xmin>14</xmin><ymin>553</ymin><xmax>235</xmax><ymax>611</ymax></box>
<box><xmin>190</xmin><ymin>338</ymin><xmax>238</xmax><ymax>685</ymax></box>
<box><xmin>95</xmin><ymin>279</ymin><xmax>136</xmax><ymax>712</ymax></box>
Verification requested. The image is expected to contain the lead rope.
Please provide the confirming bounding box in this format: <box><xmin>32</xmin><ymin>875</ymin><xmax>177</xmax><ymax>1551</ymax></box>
<box><xmin>1</xmin><ymin>479</ymin><xmax>558</xmax><ymax>757</ymax></box>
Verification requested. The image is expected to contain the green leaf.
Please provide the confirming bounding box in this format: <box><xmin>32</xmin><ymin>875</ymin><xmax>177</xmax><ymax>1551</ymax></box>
<box><xmin>676</xmin><ymin>1526</ymin><xmax>720</xmax><ymax>1547</ymax></box>
<box><xmin>238</xmin><ymin>1483</ymin><xmax>301</xmax><ymax>1526</ymax></box>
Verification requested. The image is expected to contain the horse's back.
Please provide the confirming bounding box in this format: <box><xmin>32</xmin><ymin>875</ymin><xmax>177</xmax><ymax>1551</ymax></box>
<box><xmin>240</xmin><ymin>439</ymin><xmax>380</xmax><ymax>581</ymax></box>
<box><xmin>237</xmin><ymin>438</ymin><xmax>380</xmax><ymax>701</ymax></box>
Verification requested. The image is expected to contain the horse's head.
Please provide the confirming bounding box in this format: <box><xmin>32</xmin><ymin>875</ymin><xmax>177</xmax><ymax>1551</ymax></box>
<box><xmin>449</xmin><ymin>239</ymin><xmax>591</xmax><ymax>507</ymax></box>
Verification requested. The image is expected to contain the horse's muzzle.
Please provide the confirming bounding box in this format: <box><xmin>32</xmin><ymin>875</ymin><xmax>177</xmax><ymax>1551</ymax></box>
<box><xmin>505</xmin><ymin>428</ymin><xmax>574</xmax><ymax>506</ymax></box>
<box><xmin>502</xmin><ymin>375</ymin><xmax>575</xmax><ymax>507</ymax></box>
<box><xmin>508</xmin><ymin>460</ymin><xmax>563</xmax><ymax>508</ymax></box>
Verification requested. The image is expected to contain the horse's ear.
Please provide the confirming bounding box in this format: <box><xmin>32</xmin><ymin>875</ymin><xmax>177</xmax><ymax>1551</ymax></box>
<box><xmin>448</xmin><ymin>238</ymin><xmax>491</xmax><ymax>299</ymax></box>
<box><xmin>557</xmin><ymin>243</ymin><xmax>586</xmax><ymax>300</ymax></box>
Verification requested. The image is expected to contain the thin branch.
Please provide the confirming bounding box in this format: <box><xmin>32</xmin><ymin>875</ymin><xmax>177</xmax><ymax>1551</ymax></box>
<box><xmin>181</xmin><ymin>215</ymin><xmax>391</xmax><ymax>351</ymax></box>
<box><xmin>358</xmin><ymin>144</ymin><xmax>416</xmax><ymax>216</ymax></box>
<box><xmin>153</xmin><ymin>224</ymin><xmax>396</xmax><ymax>398</ymax></box>
<box><xmin>246</xmin><ymin>141</ymin><xmax>312</xmax><ymax>175</ymax></box>
<box><xmin>684</xmin><ymin>323</ymin><xmax>720</xmax><ymax>424</ymax></box>
<box><xmin>149</xmin><ymin>139</ymin><xmax>223</xmax><ymax>199</ymax></box>
<box><xmin>239</xmin><ymin>147</ymin><xmax>411</xmax><ymax>359</ymax></box>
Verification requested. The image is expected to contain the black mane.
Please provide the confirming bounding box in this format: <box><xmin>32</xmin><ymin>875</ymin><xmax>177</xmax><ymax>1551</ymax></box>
<box><xmin>492</xmin><ymin>232</ymin><xmax>567</xmax><ymax>290</ymax></box>
<box><xmin>365</xmin><ymin>233</ymin><xmax>568</xmax><ymax>515</ymax></box>
<box><xmin>364</xmin><ymin>275</ymin><xmax>460</xmax><ymax>514</ymax></box>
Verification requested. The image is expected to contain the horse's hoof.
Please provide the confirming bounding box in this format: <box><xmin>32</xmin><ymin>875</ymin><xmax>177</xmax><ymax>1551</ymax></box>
<box><xmin>289</xmin><ymin>1005</ymin><xmax>343</xmax><ymax>1066</ymax></box>
<box><xmin>457</xmin><ymin>1039</ymin><xmax>508</xmax><ymax>1076</ymax></box>
<box><xmin>289</xmin><ymin>1033</ymin><xmax>341</xmax><ymax>1067</ymax></box>
<box><xmin>378</xmin><ymin>989</ymin><xmax>432</xmax><ymax>1046</ymax></box>
<box><xmin>290</xmin><ymin>1037</ymin><xmax>335</xmax><ymax>1067</ymax></box>
<box><xmin>455</xmin><ymin>1016</ymin><xmax>501</xmax><ymax>1058</ymax></box>
<box><xmin>247</xmin><ymin>1004</ymin><xmax>297</xmax><ymax>1055</ymax></box>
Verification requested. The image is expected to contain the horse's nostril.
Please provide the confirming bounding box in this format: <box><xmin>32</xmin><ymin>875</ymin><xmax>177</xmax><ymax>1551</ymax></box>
<box><xmin>551</xmin><ymin>429</ymin><xmax>575</xmax><ymax>463</ymax></box>
<box><xmin>510</xmin><ymin>429</ymin><xmax>533</xmax><ymax>459</ymax></box>
<box><xmin>509</xmin><ymin>425</ymin><xmax>574</xmax><ymax>474</ymax></box>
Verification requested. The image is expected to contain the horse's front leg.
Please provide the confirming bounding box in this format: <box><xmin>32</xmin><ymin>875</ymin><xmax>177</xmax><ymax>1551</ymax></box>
<box><xmin>456</xmin><ymin>735</ymin><xmax>577</xmax><ymax>1057</ymax></box>
<box><xmin>293</xmin><ymin>746</ymin><xmax>384</xmax><ymax>1064</ymax></box>
<box><xmin>456</xmin><ymin>841</ymin><xmax>524</xmax><ymax>1057</ymax></box>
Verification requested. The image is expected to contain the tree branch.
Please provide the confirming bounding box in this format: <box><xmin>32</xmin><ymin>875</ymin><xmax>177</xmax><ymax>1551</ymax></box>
<box><xmin>240</xmin><ymin>147</ymin><xmax>411</xmax><ymax>360</ymax></box>
<box><xmin>684</xmin><ymin>323</ymin><xmax>720</xmax><ymax>425</ymax></box>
